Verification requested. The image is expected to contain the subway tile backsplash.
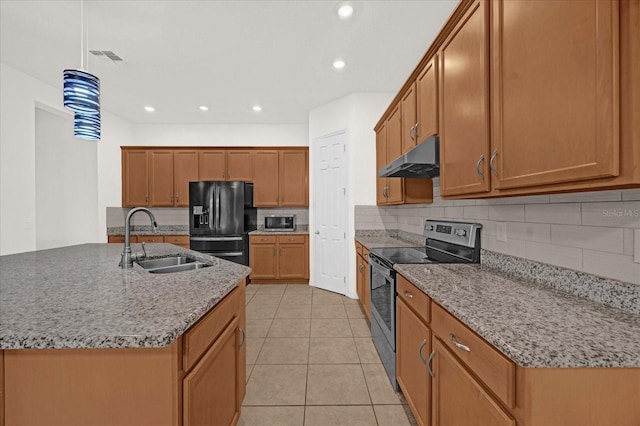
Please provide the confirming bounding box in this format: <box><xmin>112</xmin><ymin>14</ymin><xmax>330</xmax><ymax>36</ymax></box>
<box><xmin>355</xmin><ymin>188</ymin><xmax>640</xmax><ymax>285</ymax></box>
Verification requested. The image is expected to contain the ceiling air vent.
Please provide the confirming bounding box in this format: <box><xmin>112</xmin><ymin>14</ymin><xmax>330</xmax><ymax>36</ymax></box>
<box><xmin>90</xmin><ymin>50</ymin><xmax>124</xmax><ymax>63</ymax></box>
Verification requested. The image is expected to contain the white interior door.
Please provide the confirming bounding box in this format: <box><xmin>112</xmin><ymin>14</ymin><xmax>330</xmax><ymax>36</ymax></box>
<box><xmin>312</xmin><ymin>131</ymin><xmax>348</xmax><ymax>295</ymax></box>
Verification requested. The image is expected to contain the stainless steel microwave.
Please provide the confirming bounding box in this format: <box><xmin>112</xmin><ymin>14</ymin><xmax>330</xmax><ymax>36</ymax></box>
<box><xmin>264</xmin><ymin>215</ymin><xmax>296</xmax><ymax>232</ymax></box>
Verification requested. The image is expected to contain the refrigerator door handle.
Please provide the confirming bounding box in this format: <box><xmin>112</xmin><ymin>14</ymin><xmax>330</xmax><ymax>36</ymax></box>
<box><xmin>214</xmin><ymin>184</ymin><xmax>221</xmax><ymax>232</ymax></box>
<box><xmin>190</xmin><ymin>236</ymin><xmax>243</xmax><ymax>242</ymax></box>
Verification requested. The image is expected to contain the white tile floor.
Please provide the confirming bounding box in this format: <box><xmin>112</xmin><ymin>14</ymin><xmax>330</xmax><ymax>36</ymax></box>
<box><xmin>239</xmin><ymin>284</ymin><xmax>416</xmax><ymax>426</ymax></box>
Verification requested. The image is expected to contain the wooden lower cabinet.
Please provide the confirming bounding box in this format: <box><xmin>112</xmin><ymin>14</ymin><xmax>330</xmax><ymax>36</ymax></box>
<box><xmin>249</xmin><ymin>235</ymin><xmax>309</xmax><ymax>283</ymax></box>
<box><xmin>431</xmin><ymin>337</ymin><xmax>515</xmax><ymax>426</ymax></box>
<box><xmin>354</xmin><ymin>242</ymin><xmax>371</xmax><ymax>319</ymax></box>
<box><xmin>2</xmin><ymin>283</ymin><xmax>246</xmax><ymax>426</ymax></box>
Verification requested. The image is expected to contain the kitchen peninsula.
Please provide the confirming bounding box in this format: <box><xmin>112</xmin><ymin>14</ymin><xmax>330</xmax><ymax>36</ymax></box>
<box><xmin>0</xmin><ymin>243</ymin><xmax>250</xmax><ymax>426</ymax></box>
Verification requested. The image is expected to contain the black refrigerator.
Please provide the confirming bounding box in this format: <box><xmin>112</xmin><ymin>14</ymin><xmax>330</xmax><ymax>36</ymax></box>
<box><xmin>189</xmin><ymin>181</ymin><xmax>257</xmax><ymax>266</ymax></box>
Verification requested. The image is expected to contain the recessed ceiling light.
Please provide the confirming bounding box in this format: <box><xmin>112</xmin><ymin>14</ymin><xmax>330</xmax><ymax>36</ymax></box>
<box><xmin>337</xmin><ymin>3</ymin><xmax>354</xmax><ymax>19</ymax></box>
<box><xmin>252</xmin><ymin>105</ymin><xmax>262</xmax><ymax>112</ymax></box>
<box><xmin>144</xmin><ymin>106</ymin><xmax>155</xmax><ymax>112</ymax></box>
<box><xmin>199</xmin><ymin>105</ymin><xmax>209</xmax><ymax>111</ymax></box>
<box><xmin>333</xmin><ymin>59</ymin><xmax>346</xmax><ymax>70</ymax></box>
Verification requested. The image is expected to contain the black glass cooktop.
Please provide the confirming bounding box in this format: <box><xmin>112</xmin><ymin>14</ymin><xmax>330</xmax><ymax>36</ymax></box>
<box><xmin>369</xmin><ymin>247</ymin><xmax>434</xmax><ymax>265</ymax></box>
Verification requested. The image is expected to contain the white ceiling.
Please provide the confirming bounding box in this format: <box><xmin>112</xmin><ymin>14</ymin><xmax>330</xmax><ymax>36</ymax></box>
<box><xmin>1</xmin><ymin>0</ymin><xmax>457</xmax><ymax>124</ymax></box>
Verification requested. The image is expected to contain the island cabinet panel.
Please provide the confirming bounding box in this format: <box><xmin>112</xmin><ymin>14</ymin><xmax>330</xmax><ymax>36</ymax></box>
<box><xmin>491</xmin><ymin>0</ymin><xmax>619</xmax><ymax>191</ymax></box>
<box><xmin>122</xmin><ymin>149</ymin><xmax>149</xmax><ymax>206</ymax></box>
<box><xmin>253</xmin><ymin>151</ymin><xmax>280</xmax><ymax>206</ymax></box>
<box><xmin>149</xmin><ymin>150</ymin><xmax>175</xmax><ymax>207</ymax></box>
<box><xmin>438</xmin><ymin>0</ymin><xmax>491</xmax><ymax>197</ymax></box>
<box><xmin>198</xmin><ymin>150</ymin><xmax>226</xmax><ymax>181</ymax></box>
<box><xmin>173</xmin><ymin>150</ymin><xmax>199</xmax><ymax>207</ymax></box>
<box><xmin>432</xmin><ymin>337</ymin><xmax>516</xmax><ymax>426</ymax></box>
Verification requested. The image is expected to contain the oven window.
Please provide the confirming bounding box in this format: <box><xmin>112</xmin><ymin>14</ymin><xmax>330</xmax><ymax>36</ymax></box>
<box><xmin>370</xmin><ymin>262</ymin><xmax>394</xmax><ymax>336</ymax></box>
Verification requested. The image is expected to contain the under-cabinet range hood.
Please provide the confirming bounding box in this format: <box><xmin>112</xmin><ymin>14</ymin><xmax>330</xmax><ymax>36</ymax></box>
<box><xmin>379</xmin><ymin>135</ymin><xmax>439</xmax><ymax>178</ymax></box>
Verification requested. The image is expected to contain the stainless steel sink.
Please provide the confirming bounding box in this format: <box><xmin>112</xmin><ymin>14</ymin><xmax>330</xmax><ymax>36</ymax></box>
<box><xmin>137</xmin><ymin>256</ymin><xmax>195</xmax><ymax>270</ymax></box>
<box><xmin>148</xmin><ymin>262</ymin><xmax>212</xmax><ymax>274</ymax></box>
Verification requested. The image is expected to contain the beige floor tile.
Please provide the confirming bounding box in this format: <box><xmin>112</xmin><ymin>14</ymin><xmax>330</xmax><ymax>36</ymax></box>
<box><xmin>244</xmin><ymin>364</ymin><xmax>308</xmax><ymax>406</ymax></box>
<box><xmin>246</xmin><ymin>286</ymin><xmax>259</xmax><ymax>295</ymax></box>
<box><xmin>310</xmin><ymin>318</ymin><xmax>353</xmax><ymax>338</ymax></box>
<box><xmin>345</xmin><ymin>304</ymin><xmax>366</xmax><ymax>319</ymax></box>
<box><xmin>285</xmin><ymin>284</ymin><xmax>313</xmax><ymax>293</ymax></box>
<box><xmin>275</xmin><ymin>304</ymin><xmax>312</xmax><ymax>319</ymax></box>
<box><xmin>308</xmin><ymin>338</ymin><xmax>360</xmax><ymax>364</ymax></box>
<box><xmin>312</xmin><ymin>290</ymin><xmax>346</xmax><ymax>305</ymax></box>
<box><xmin>373</xmin><ymin>405</ymin><xmax>412</xmax><ymax>426</ymax></box>
<box><xmin>248</xmin><ymin>294</ymin><xmax>283</xmax><ymax>305</ymax></box>
<box><xmin>311</xmin><ymin>304</ymin><xmax>348</xmax><ymax>319</ymax></box>
<box><xmin>362</xmin><ymin>363</ymin><xmax>403</xmax><ymax>404</ymax></box>
<box><xmin>246</xmin><ymin>364</ymin><xmax>254</xmax><ymax>383</ymax></box>
<box><xmin>304</xmin><ymin>406</ymin><xmax>377</xmax><ymax>426</ymax></box>
<box><xmin>254</xmin><ymin>284</ymin><xmax>288</xmax><ymax>292</ymax></box>
<box><xmin>268</xmin><ymin>318</ymin><xmax>311</xmax><ymax>338</ymax></box>
<box><xmin>343</xmin><ymin>296</ymin><xmax>361</xmax><ymax>305</ymax></box>
<box><xmin>349</xmin><ymin>318</ymin><xmax>371</xmax><ymax>337</ymax></box>
<box><xmin>256</xmin><ymin>338</ymin><xmax>310</xmax><ymax>365</ymax></box>
<box><xmin>245</xmin><ymin>293</ymin><xmax>255</xmax><ymax>306</ymax></box>
<box><xmin>280</xmin><ymin>293</ymin><xmax>313</xmax><ymax>305</ymax></box>
<box><xmin>306</xmin><ymin>364</ymin><xmax>371</xmax><ymax>405</ymax></box>
<box><xmin>238</xmin><ymin>406</ymin><xmax>305</xmax><ymax>426</ymax></box>
<box><xmin>245</xmin><ymin>338</ymin><xmax>265</xmax><ymax>365</ymax></box>
<box><xmin>246</xmin><ymin>319</ymin><xmax>272</xmax><ymax>338</ymax></box>
<box><xmin>354</xmin><ymin>338</ymin><xmax>381</xmax><ymax>364</ymax></box>
<box><xmin>246</xmin><ymin>303</ymin><xmax>278</xmax><ymax>320</ymax></box>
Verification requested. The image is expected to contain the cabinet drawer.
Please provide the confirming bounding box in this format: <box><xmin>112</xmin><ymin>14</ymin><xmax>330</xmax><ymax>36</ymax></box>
<box><xmin>355</xmin><ymin>241</ymin><xmax>363</xmax><ymax>256</ymax></box>
<box><xmin>137</xmin><ymin>235</ymin><xmax>165</xmax><ymax>243</ymax></box>
<box><xmin>397</xmin><ymin>275</ymin><xmax>430</xmax><ymax>324</ymax></box>
<box><xmin>362</xmin><ymin>247</ymin><xmax>369</xmax><ymax>262</ymax></box>
<box><xmin>108</xmin><ymin>235</ymin><xmax>135</xmax><ymax>244</ymax></box>
<box><xmin>165</xmin><ymin>234</ymin><xmax>189</xmax><ymax>246</ymax></box>
<box><xmin>279</xmin><ymin>235</ymin><xmax>306</xmax><ymax>244</ymax></box>
<box><xmin>183</xmin><ymin>285</ymin><xmax>243</xmax><ymax>372</ymax></box>
<box><xmin>250</xmin><ymin>235</ymin><xmax>277</xmax><ymax>244</ymax></box>
<box><xmin>431</xmin><ymin>302</ymin><xmax>515</xmax><ymax>408</ymax></box>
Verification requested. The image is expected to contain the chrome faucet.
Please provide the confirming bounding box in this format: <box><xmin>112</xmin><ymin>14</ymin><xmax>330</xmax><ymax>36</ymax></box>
<box><xmin>120</xmin><ymin>207</ymin><xmax>159</xmax><ymax>268</ymax></box>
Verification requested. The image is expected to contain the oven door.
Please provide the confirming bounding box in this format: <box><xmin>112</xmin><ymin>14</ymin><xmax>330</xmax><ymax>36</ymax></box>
<box><xmin>369</xmin><ymin>254</ymin><xmax>396</xmax><ymax>350</ymax></box>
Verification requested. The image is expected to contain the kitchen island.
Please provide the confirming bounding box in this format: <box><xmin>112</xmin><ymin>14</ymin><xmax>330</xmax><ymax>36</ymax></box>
<box><xmin>0</xmin><ymin>243</ymin><xmax>250</xmax><ymax>426</ymax></box>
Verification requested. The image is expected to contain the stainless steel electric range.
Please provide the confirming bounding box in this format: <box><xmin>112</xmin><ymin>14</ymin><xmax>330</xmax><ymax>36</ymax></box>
<box><xmin>368</xmin><ymin>220</ymin><xmax>482</xmax><ymax>390</ymax></box>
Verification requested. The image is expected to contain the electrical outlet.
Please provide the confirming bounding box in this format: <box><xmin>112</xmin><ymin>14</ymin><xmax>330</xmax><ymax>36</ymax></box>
<box><xmin>496</xmin><ymin>222</ymin><xmax>507</xmax><ymax>242</ymax></box>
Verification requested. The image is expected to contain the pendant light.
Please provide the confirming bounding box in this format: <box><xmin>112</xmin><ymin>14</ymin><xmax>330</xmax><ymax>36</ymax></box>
<box><xmin>63</xmin><ymin>0</ymin><xmax>101</xmax><ymax>140</ymax></box>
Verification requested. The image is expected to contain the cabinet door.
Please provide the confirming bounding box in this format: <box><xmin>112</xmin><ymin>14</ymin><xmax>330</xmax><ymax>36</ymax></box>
<box><xmin>253</xmin><ymin>151</ymin><xmax>280</xmax><ymax>207</ymax></box>
<box><xmin>376</xmin><ymin>124</ymin><xmax>388</xmax><ymax>205</ymax></box>
<box><xmin>491</xmin><ymin>0</ymin><xmax>619</xmax><ymax>190</ymax></box>
<box><xmin>417</xmin><ymin>55</ymin><xmax>438</xmax><ymax>142</ymax></box>
<box><xmin>149</xmin><ymin>151</ymin><xmax>175</xmax><ymax>206</ymax></box>
<box><xmin>397</xmin><ymin>299</ymin><xmax>431</xmax><ymax>426</ymax></box>
<box><xmin>227</xmin><ymin>150</ymin><xmax>253</xmax><ymax>181</ymax></box>
<box><xmin>439</xmin><ymin>0</ymin><xmax>491</xmax><ymax>197</ymax></box>
<box><xmin>401</xmin><ymin>83</ymin><xmax>418</xmax><ymax>154</ymax></box>
<box><xmin>362</xmin><ymin>255</ymin><xmax>371</xmax><ymax>320</ymax></box>
<box><xmin>249</xmin><ymin>242</ymin><xmax>278</xmax><ymax>279</ymax></box>
<box><xmin>198</xmin><ymin>150</ymin><xmax>226</xmax><ymax>181</ymax></box>
<box><xmin>122</xmin><ymin>150</ymin><xmax>149</xmax><ymax>207</ymax></box>
<box><xmin>386</xmin><ymin>105</ymin><xmax>404</xmax><ymax>204</ymax></box>
<box><xmin>183</xmin><ymin>316</ymin><xmax>241</xmax><ymax>426</ymax></box>
<box><xmin>278</xmin><ymin>236</ymin><xmax>308</xmax><ymax>279</ymax></box>
<box><xmin>279</xmin><ymin>150</ymin><xmax>308</xmax><ymax>206</ymax></box>
<box><xmin>432</xmin><ymin>338</ymin><xmax>515</xmax><ymax>426</ymax></box>
<box><xmin>356</xmin><ymin>253</ymin><xmax>364</xmax><ymax>302</ymax></box>
<box><xmin>174</xmin><ymin>150</ymin><xmax>199</xmax><ymax>207</ymax></box>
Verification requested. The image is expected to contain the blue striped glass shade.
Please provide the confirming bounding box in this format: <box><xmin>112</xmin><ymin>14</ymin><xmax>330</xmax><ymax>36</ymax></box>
<box><xmin>74</xmin><ymin>113</ymin><xmax>101</xmax><ymax>141</ymax></box>
<box><xmin>63</xmin><ymin>69</ymin><xmax>100</xmax><ymax>115</ymax></box>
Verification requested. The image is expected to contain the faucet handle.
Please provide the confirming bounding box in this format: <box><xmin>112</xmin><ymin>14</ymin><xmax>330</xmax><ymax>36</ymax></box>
<box><xmin>140</xmin><ymin>242</ymin><xmax>147</xmax><ymax>259</ymax></box>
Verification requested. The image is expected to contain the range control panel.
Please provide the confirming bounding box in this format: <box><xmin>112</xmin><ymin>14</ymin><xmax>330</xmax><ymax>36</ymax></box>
<box><xmin>424</xmin><ymin>220</ymin><xmax>482</xmax><ymax>248</ymax></box>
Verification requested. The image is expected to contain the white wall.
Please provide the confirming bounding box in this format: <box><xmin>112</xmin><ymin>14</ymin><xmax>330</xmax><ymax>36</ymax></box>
<box><xmin>309</xmin><ymin>93</ymin><xmax>394</xmax><ymax>297</ymax></box>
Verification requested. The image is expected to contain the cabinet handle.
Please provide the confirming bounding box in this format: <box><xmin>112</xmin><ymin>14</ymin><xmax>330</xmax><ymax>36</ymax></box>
<box><xmin>359</xmin><ymin>264</ymin><xmax>364</xmax><ymax>273</ymax></box>
<box><xmin>449</xmin><ymin>333</ymin><xmax>471</xmax><ymax>352</ymax></box>
<box><xmin>489</xmin><ymin>150</ymin><xmax>498</xmax><ymax>176</ymax></box>
<box><xmin>414</xmin><ymin>122</ymin><xmax>419</xmax><ymax>138</ymax></box>
<box><xmin>476</xmin><ymin>154</ymin><xmax>485</xmax><ymax>180</ymax></box>
<box><xmin>279</xmin><ymin>249</ymin><xmax>282</xmax><ymax>256</ymax></box>
<box><xmin>261</xmin><ymin>238</ymin><xmax>268</xmax><ymax>242</ymax></box>
<box><xmin>409</xmin><ymin>125</ymin><xmax>415</xmax><ymax>141</ymax></box>
<box><xmin>272</xmin><ymin>248</ymin><xmax>276</xmax><ymax>256</ymax></box>
<box><xmin>427</xmin><ymin>350</ymin><xmax>435</xmax><ymax>378</ymax></box>
<box><xmin>238</xmin><ymin>327</ymin><xmax>246</xmax><ymax>350</ymax></box>
<box><xmin>403</xmin><ymin>290</ymin><xmax>413</xmax><ymax>299</ymax></box>
<box><xmin>418</xmin><ymin>339</ymin><xmax>428</xmax><ymax>365</ymax></box>
<box><xmin>176</xmin><ymin>195</ymin><xmax>179</xmax><ymax>203</ymax></box>
<box><xmin>222</xmin><ymin>172</ymin><xmax>225</xmax><ymax>178</ymax></box>
<box><xmin>145</xmin><ymin>195</ymin><xmax>148</xmax><ymax>203</ymax></box>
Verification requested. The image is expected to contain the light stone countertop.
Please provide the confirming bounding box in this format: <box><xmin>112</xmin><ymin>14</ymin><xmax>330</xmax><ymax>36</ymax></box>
<box><xmin>0</xmin><ymin>243</ymin><xmax>250</xmax><ymax>350</ymax></box>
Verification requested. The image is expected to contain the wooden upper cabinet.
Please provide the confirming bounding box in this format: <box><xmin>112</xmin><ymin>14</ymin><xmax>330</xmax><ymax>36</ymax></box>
<box><xmin>122</xmin><ymin>150</ymin><xmax>149</xmax><ymax>206</ymax></box>
<box><xmin>439</xmin><ymin>0</ymin><xmax>491</xmax><ymax>197</ymax></box>
<box><xmin>376</xmin><ymin>123</ymin><xmax>388</xmax><ymax>205</ymax></box>
<box><xmin>416</xmin><ymin>55</ymin><xmax>438</xmax><ymax>142</ymax></box>
<box><xmin>253</xmin><ymin>150</ymin><xmax>280</xmax><ymax>207</ymax></box>
<box><xmin>173</xmin><ymin>151</ymin><xmax>198</xmax><ymax>207</ymax></box>
<box><xmin>279</xmin><ymin>150</ymin><xmax>308</xmax><ymax>206</ymax></box>
<box><xmin>198</xmin><ymin>150</ymin><xmax>226</xmax><ymax>181</ymax></box>
<box><xmin>491</xmin><ymin>0</ymin><xmax>619</xmax><ymax>190</ymax></box>
<box><xmin>227</xmin><ymin>150</ymin><xmax>253</xmax><ymax>181</ymax></box>
<box><xmin>149</xmin><ymin>151</ymin><xmax>175</xmax><ymax>207</ymax></box>
<box><xmin>386</xmin><ymin>104</ymin><xmax>404</xmax><ymax>204</ymax></box>
<box><xmin>401</xmin><ymin>83</ymin><xmax>418</xmax><ymax>154</ymax></box>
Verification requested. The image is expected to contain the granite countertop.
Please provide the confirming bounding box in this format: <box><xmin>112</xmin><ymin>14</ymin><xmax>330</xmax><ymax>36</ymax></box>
<box><xmin>107</xmin><ymin>225</ymin><xmax>189</xmax><ymax>236</ymax></box>
<box><xmin>0</xmin><ymin>243</ymin><xmax>250</xmax><ymax>350</ymax></box>
<box><xmin>396</xmin><ymin>263</ymin><xmax>640</xmax><ymax>368</ymax></box>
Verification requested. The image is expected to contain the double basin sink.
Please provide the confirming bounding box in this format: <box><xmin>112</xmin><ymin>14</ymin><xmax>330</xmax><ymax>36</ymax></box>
<box><xmin>137</xmin><ymin>256</ymin><xmax>212</xmax><ymax>274</ymax></box>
